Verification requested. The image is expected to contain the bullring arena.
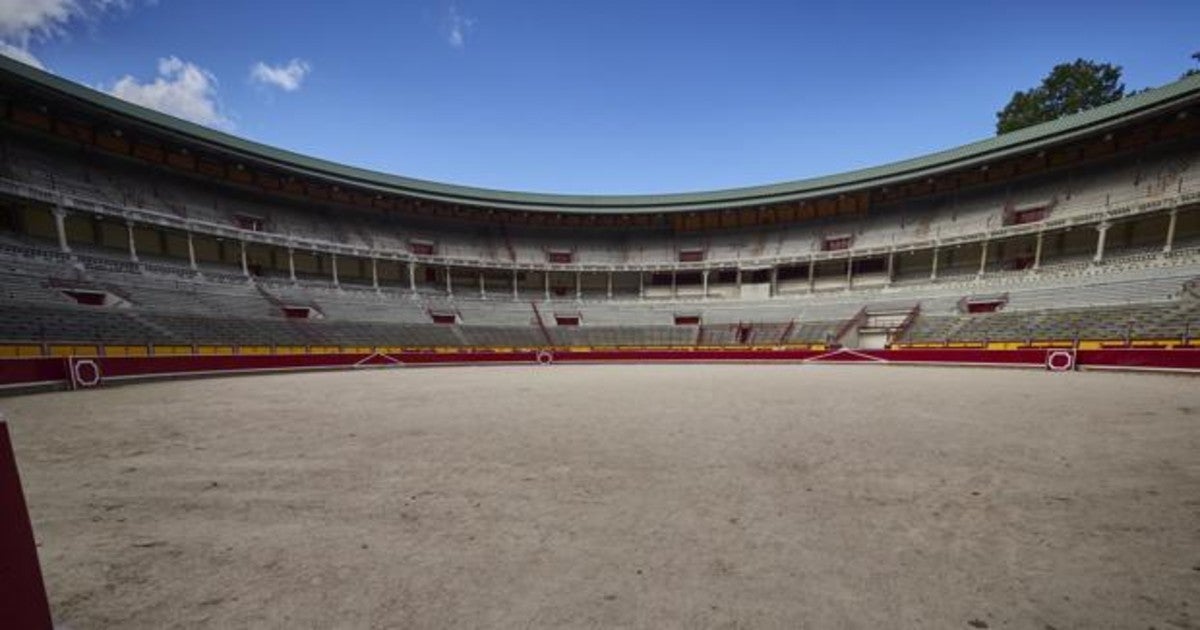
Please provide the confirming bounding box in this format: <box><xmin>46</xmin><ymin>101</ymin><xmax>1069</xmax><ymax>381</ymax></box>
<box><xmin>2</xmin><ymin>53</ymin><xmax>1200</xmax><ymax>629</ymax></box>
<box><xmin>4</xmin><ymin>365</ymin><xmax>1199</xmax><ymax>629</ymax></box>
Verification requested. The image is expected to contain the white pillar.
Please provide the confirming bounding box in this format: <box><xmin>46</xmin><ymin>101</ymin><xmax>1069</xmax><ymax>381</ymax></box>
<box><xmin>407</xmin><ymin>261</ymin><xmax>416</xmax><ymax>292</ymax></box>
<box><xmin>930</xmin><ymin>247</ymin><xmax>939</xmax><ymax>280</ymax></box>
<box><xmin>769</xmin><ymin>267</ymin><xmax>778</xmax><ymax>297</ymax></box>
<box><xmin>638</xmin><ymin>272</ymin><xmax>645</xmax><ymax>300</ymax></box>
<box><xmin>701</xmin><ymin>270</ymin><xmax>709</xmax><ymax>300</ymax></box>
<box><xmin>186</xmin><ymin>231</ymin><xmax>198</xmax><ymax>271</ymax></box>
<box><xmin>330</xmin><ymin>253</ymin><xmax>339</xmax><ymax>287</ymax></box>
<box><xmin>1093</xmin><ymin>222</ymin><xmax>1110</xmax><ymax>264</ymax></box>
<box><xmin>845</xmin><ymin>256</ymin><xmax>853</xmax><ymax>289</ymax></box>
<box><xmin>1163</xmin><ymin>208</ymin><xmax>1178</xmax><ymax>254</ymax></box>
<box><xmin>575</xmin><ymin>271</ymin><xmax>582</xmax><ymax>301</ymax></box>
<box><xmin>288</xmin><ymin>247</ymin><xmax>296</xmax><ymax>282</ymax></box>
<box><xmin>512</xmin><ymin>268</ymin><xmax>519</xmax><ymax>300</ymax></box>
<box><xmin>240</xmin><ymin>240</ymin><xmax>249</xmax><ymax>276</ymax></box>
<box><xmin>445</xmin><ymin>266</ymin><xmax>452</xmax><ymax>295</ymax></box>
<box><xmin>371</xmin><ymin>258</ymin><xmax>379</xmax><ymax>289</ymax></box>
<box><xmin>885</xmin><ymin>251</ymin><xmax>895</xmax><ymax>285</ymax></box>
<box><xmin>978</xmin><ymin>240</ymin><xmax>988</xmax><ymax>276</ymax></box>
<box><xmin>1032</xmin><ymin>232</ymin><xmax>1044</xmax><ymax>271</ymax></box>
<box><xmin>671</xmin><ymin>270</ymin><xmax>677</xmax><ymax>298</ymax></box>
<box><xmin>52</xmin><ymin>207</ymin><xmax>71</xmax><ymax>254</ymax></box>
<box><xmin>479</xmin><ymin>271</ymin><xmax>486</xmax><ymax>299</ymax></box>
<box><xmin>544</xmin><ymin>270</ymin><xmax>551</xmax><ymax>301</ymax></box>
<box><xmin>735</xmin><ymin>268</ymin><xmax>743</xmax><ymax>289</ymax></box>
<box><xmin>126</xmin><ymin>221</ymin><xmax>139</xmax><ymax>263</ymax></box>
<box><xmin>807</xmin><ymin>259</ymin><xmax>815</xmax><ymax>292</ymax></box>
<box><xmin>606</xmin><ymin>271</ymin><xmax>613</xmax><ymax>299</ymax></box>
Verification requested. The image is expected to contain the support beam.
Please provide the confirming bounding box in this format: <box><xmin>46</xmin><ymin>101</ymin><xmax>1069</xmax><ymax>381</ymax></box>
<box><xmin>606</xmin><ymin>271</ymin><xmax>613</xmax><ymax>299</ymax></box>
<box><xmin>512</xmin><ymin>268</ymin><xmax>519</xmax><ymax>300</ymax></box>
<box><xmin>330</xmin><ymin>253</ymin><xmax>339</xmax><ymax>287</ymax></box>
<box><xmin>1093</xmin><ymin>222</ymin><xmax>1110</xmax><ymax>264</ymax></box>
<box><xmin>845</xmin><ymin>256</ymin><xmax>853</xmax><ymax>290</ymax></box>
<box><xmin>807</xmin><ymin>259</ymin><xmax>815</xmax><ymax>292</ymax></box>
<box><xmin>769</xmin><ymin>266</ymin><xmax>778</xmax><ymax>297</ymax></box>
<box><xmin>544</xmin><ymin>270</ymin><xmax>551</xmax><ymax>301</ymax></box>
<box><xmin>978</xmin><ymin>240</ymin><xmax>988</xmax><ymax>276</ymax></box>
<box><xmin>371</xmin><ymin>258</ymin><xmax>379</xmax><ymax>290</ymax></box>
<box><xmin>1032</xmin><ymin>231</ymin><xmax>1044</xmax><ymax>271</ymax></box>
<box><xmin>1164</xmin><ymin>208</ymin><xmax>1178</xmax><ymax>254</ymax></box>
<box><xmin>126</xmin><ymin>221</ymin><xmax>139</xmax><ymax>263</ymax></box>
<box><xmin>444</xmin><ymin>265</ymin><xmax>452</xmax><ymax>295</ymax></box>
<box><xmin>240</xmin><ymin>240</ymin><xmax>249</xmax><ymax>277</ymax></box>
<box><xmin>671</xmin><ymin>270</ymin><xmax>677</xmax><ymax>298</ymax></box>
<box><xmin>930</xmin><ymin>247</ymin><xmax>939</xmax><ymax>280</ymax></box>
<box><xmin>407</xmin><ymin>261</ymin><xmax>416</xmax><ymax>292</ymax></box>
<box><xmin>638</xmin><ymin>272</ymin><xmax>645</xmax><ymax>300</ymax></box>
<box><xmin>701</xmin><ymin>270</ymin><xmax>709</xmax><ymax>300</ymax></box>
<box><xmin>186</xmin><ymin>231</ymin><xmax>198</xmax><ymax>272</ymax></box>
<box><xmin>288</xmin><ymin>247</ymin><xmax>296</xmax><ymax>283</ymax></box>
<box><xmin>479</xmin><ymin>271</ymin><xmax>486</xmax><ymax>299</ymax></box>
<box><xmin>885</xmin><ymin>250</ymin><xmax>895</xmax><ymax>285</ymax></box>
<box><xmin>575</xmin><ymin>271</ymin><xmax>582</xmax><ymax>301</ymax></box>
<box><xmin>52</xmin><ymin>207</ymin><xmax>70</xmax><ymax>254</ymax></box>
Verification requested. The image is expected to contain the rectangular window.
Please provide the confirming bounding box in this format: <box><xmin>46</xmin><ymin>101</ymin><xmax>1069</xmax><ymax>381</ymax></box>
<box><xmin>554</xmin><ymin>315</ymin><xmax>580</xmax><ymax>326</ymax></box>
<box><xmin>430</xmin><ymin>312</ymin><xmax>457</xmax><ymax>324</ymax></box>
<box><xmin>410</xmin><ymin>240</ymin><xmax>435</xmax><ymax>256</ymax></box>
<box><xmin>822</xmin><ymin>235</ymin><xmax>853</xmax><ymax>251</ymax></box>
<box><xmin>678</xmin><ymin>249</ymin><xmax>705</xmax><ymax>262</ymax></box>
<box><xmin>547</xmin><ymin>250</ymin><xmax>573</xmax><ymax>264</ymax></box>
<box><xmin>674</xmin><ymin>315</ymin><xmax>701</xmax><ymax>326</ymax></box>
<box><xmin>233</xmin><ymin>215</ymin><xmax>264</xmax><ymax>231</ymax></box>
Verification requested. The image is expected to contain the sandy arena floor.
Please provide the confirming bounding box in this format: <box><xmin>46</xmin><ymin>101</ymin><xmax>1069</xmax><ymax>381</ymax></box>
<box><xmin>2</xmin><ymin>364</ymin><xmax>1199</xmax><ymax>629</ymax></box>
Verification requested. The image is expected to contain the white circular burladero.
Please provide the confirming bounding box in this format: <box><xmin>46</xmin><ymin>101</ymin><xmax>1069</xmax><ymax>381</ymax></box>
<box><xmin>535</xmin><ymin>350</ymin><xmax>554</xmax><ymax>365</ymax></box>
<box><xmin>1046</xmin><ymin>350</ymin><xmax>1075</xmax><ymax>372</ymax></box>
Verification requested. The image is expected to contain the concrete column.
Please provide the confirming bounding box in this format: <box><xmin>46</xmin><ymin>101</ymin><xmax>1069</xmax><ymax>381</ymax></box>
<box><xmin>701</xmin><ymin>270</ymin><xmax>709</xmax><ymax>300</ymax></box>
<box><xmin>331</xmin><ymin>253</ymin><xmax>340</xmax><ymax>287</ymax></box>
<box><xmin>544</xmin><ymin>270</ymin><xmax>550</xmax><ymax>301</ymax></box>
<box><xmin>885</xmin><ymin>251</ymin><xmax>895</xmax><ymax>285</ymax></box>
<box><xmin>807</xmin><ymin>259</ymin><xmax>815</xmax><ymax>292</ymax></box>
<box><xmin>126</xmin><ymin>221</ymin><xmax>139</xmax><ymax>263</ymax></box>
<box><xmin>52</xmin><ymin>207</ymin><xmax>71</xmax><ymax>254</ymax></box>
<box><xmin>1032</xmin><ymin>232</ymin><xmax>1044</xmax><ymax>271</ymax></box>
<box><xmin>735</xmin><ymin>268</ymin><xmax>743</xmax><ymax>289</ymax></box>
<box><xmin>845</xmin><ymin>256</ymin><xmax>853</xmax><ymax>289</ymax></box>
<box><xmin>671</xmin><ymin>270</ymin><xmax>677</xmax><ymax>298</ymax></box>
<box><xmin>186</xmin><ymin>231</ymin><xmax>198</xmax><ymax>271</ymax></box>
<box><xmin>978</xmin><ymin>240</ymin><xmax>988</xmax><ymax>276</ymax></box>
<box><xmin>371</xmin><ymin>258</ymin><xmax>379</xmax><ymax>289</ymax></box>
<box><xmin>930</xmin><ymin>247</ymin><xmax>939</xmax><ymax>280</ymax></box>
<box><xmin>1093</xmin><ymin>222</ymin><xmax>1110</xmax><ymax>264</ymax></box>
<box><xmin>1164</xmin><ymin>208</ymin><xmax>1178</xmax><ymax>254</ymax></box>
<box><xmin>445</xmin><ymin>265</ymin><xmax>452</xmax><ymax>295</ymax></box>
<box><xmin>638</xmin><ymin>272</ymin><xmax>645</xmax><ymax>300</ymax></box>
<box><xmin>769</xmin><ymin>267</ymin><xmax>778</xmax><ymax>297</ymax></box>
<box><xmin>575</xmin><ymin>271</ymin><xmax>582</xmax><ymax>301</ymax></box>
<box><xmin>408</xmin><ymin>261</ymin><xmax>416</xmax><ymax>292</ymax></box>
<box><xmin>512</xmin><ymin>268</ymin><xmax>519</xmax><ymax>300</ymax></box>
<box><xmin>288</xmin><ymin>248</ymin><xmax>296</xmax><ymax>282</ymax></box>
<box><xmin>479</xmin><ymin>271</ymin><xmax>486</xmax><ymax>299</ymax></box>
<box><xmin>606</xmin><ymin>271</ymin><xmax>613</xmax><ymax>299</ymax></box>
<box><xmin>240</xmin><ymin>240</ymin><xmax>249</xmax><ymax>276</ymax></box>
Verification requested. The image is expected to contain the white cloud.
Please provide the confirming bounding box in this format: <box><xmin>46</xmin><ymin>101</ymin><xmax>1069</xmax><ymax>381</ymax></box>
<box><xmin>0</xmin><ymin>0</ymin><xmax>135</xmax><ymax>70</ymax></box>
<box><xmin>250</xmin><ymin>58</ymin><xmax>310</xmax><ymax>92</ymax></box>
<box><xmin>106</xmin><ymin>56</ymin><xmax>232</xmax><ymax>129</ymax></box>
<box><xmin>0</xmin><ymin>39</ymin><xmax>43</xmax><ymax>67</ymax></box>
<box><xmin>445</xmin><ymin>2</ymin><xmax>474</xmax><ymax>49</ymax></box>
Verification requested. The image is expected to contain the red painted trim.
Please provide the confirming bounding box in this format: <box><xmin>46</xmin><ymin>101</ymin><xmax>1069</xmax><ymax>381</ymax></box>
<box><xmin>0</xmin><ymin>422</ymin><xmax>53</xmax><ymax>630</ymax></box>
<box><xmin>2</xmin><ymin>347</ymin><xmax>1198</xmax><ymax>390</ymax></box>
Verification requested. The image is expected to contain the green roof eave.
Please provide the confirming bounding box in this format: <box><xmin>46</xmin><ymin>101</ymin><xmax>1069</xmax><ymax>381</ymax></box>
<box><xmin>3</xmin><ymin>55</ymin><xmax>1198</xmax><ymax>214</ymax></box>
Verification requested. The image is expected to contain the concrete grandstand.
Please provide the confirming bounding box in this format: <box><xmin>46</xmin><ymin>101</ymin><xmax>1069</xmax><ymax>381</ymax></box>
<box><xmin>1</xmin><ymin>56</ymin><xmax>1199</xmax><ymax>385</ymax></box>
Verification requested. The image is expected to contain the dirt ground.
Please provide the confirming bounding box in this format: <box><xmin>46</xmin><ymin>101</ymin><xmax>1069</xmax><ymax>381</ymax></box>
<box><xmin>2</xmin><ymin>364</ymin><xmax>1199</xmax><ymax>629</ymax></box>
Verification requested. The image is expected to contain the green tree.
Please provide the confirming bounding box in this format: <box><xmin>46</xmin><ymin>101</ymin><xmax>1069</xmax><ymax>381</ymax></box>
<box><xmin>995</xmin><ymin>59</ymin><xmax>1125</xmax><ymax>135</ymax></box>
<box><xmin>1183</xmin><ymin>52</ymin><xmax>1200</xmax><ymax>78</ymax></box>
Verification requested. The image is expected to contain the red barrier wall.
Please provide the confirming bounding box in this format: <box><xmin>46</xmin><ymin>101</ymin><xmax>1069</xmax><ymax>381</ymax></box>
<box><xmin>0</xmin><ymin>422</ymin><xmax>53</xmax><ymax>629</ymax></box>
<box><xmin>2</xmin><ymin>347</ymin><xmax>1197</xmax><ymax>391</ymax></box>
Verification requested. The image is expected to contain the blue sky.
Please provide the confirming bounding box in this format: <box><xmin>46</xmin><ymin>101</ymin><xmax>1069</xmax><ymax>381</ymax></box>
<box><xmin>1</xmin><ymin>1</ymin><xmax>1198</xmax><ymax>194</ymax></box>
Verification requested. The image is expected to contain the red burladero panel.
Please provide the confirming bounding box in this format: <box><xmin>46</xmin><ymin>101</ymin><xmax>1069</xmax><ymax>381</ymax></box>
<box><xmin>0</xmin><ymin>422</ymin><xmax>53</xmax><ymax>630</ymax></box>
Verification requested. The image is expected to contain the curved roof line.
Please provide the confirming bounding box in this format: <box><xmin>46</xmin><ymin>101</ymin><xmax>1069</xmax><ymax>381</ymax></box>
<box><xmin>3</xmin><ymin>56</ymin><xmax>1199</xmax><ymax>213</ymax></box>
